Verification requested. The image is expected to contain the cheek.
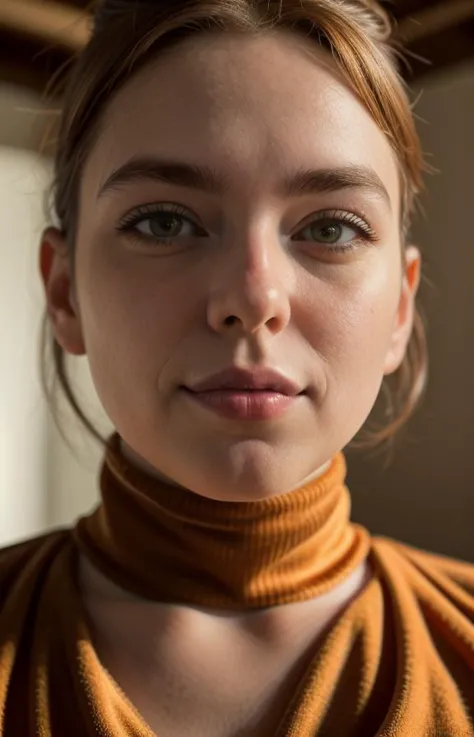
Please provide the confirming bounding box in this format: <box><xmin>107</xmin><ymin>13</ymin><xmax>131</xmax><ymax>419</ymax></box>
<box><xmin>78</xmin><ymin>249</ymin><xmax>192</xmax><ymax>378</ymax></box>
<box><xmin>310</xmin><ymin>260</ymin><xmax>400</xmax><ymax>384</ymax></box>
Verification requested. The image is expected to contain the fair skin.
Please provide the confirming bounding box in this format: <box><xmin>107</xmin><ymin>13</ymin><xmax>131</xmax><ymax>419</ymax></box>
<box><xmin>40</xmin><ymin>30</ymin><xmax>421</xmax><ymax>737</ymax></box>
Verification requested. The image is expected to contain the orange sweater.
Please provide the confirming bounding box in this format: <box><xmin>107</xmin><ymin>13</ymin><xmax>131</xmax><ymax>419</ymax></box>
<box><xmin>1</xmin><ymin>432</ymin><xmax>473</xmax><ymax>736</ymax></box>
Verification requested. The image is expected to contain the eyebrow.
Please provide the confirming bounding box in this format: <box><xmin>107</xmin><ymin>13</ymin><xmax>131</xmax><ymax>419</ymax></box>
<box><xmin>97</xmin><ymin>155</ymin><xmax>391</xmax><ymax>210</ymax></box>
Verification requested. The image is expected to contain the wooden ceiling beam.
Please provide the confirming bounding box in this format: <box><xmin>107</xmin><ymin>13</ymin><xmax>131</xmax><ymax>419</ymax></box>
<box><xmin>0</xmin><ymin>0</ymin><xmax>90</xmax><ymax>53</ymax></box>
<box><xmin>0</xmin><ymin>0</ymin><xmax>473</xmax><ymax>90</ymax></box>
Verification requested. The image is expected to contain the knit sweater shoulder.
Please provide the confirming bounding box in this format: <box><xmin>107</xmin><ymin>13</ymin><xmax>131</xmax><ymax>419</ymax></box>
<box><xmin>1</xmin><ymin>527</ymin><xmax>473</xmax><ymax>736</ymax></box>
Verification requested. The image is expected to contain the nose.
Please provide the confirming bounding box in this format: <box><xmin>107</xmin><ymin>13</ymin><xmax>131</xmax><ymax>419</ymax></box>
<box><xmin>206</xmin><ymin>230</ymin><xmax>294</xmax><ymax>336</ymax></box>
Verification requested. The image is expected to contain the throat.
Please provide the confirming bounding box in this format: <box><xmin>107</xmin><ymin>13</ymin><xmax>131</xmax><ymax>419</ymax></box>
<box><xmin>77</xmin><ymin>550</ymin><xmax>373</xmax><ymax>649</ymax></box>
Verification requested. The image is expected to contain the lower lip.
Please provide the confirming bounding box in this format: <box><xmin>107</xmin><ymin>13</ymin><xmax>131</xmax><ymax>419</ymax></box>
<box><xmin>182</xmin><ymin>388</ymin><xmax>303</xmax><ymax>420</ymax></box>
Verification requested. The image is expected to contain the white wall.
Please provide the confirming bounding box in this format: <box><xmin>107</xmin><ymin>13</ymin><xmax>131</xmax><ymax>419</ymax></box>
<box><xmin>0</xmin><ymin>84</ymin><xmax>109</xmax><ymax>547</ymax></box>
<box><xmin>0</xmin><ymin>145</ymin><xmax>51</xmax><ymax>545</ymax></box>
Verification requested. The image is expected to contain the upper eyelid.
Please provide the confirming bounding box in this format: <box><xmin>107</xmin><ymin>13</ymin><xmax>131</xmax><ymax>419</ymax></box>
<box><xmin>298</xmin><ymin>209</ymin><xmax>374</xmax><ymax>232</ymax></box>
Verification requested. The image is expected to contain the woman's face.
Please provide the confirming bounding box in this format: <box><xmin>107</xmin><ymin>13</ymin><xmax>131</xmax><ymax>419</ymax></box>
<box><xmin>41</xmin><ymin>30</ymin><xmax>421</xmax><ymax>501</ymax></box>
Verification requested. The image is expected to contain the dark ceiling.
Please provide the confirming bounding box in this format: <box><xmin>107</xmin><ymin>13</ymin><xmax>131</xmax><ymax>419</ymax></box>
<box><xmin>0</xmin><ymin>0</ymin><xmax>473</xmax><ymax>96</ymax></box>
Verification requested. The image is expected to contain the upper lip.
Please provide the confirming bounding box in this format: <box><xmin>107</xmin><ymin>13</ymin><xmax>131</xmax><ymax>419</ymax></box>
<box><xmin>183</xmin><ymin>367</ymin><xmax>304</xmax><ymax>396</ymax></box>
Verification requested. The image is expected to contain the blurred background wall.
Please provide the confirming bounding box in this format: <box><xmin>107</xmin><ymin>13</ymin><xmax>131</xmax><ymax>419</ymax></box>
<box><xmin>0</xmin><ymin>81</ymin><xmax>112</xmax><ymax>548</ymax></box>
<box><xmin>0</xmin><ymin>2</ymin><xmax>473</xmax><ymax>561</ymax></box>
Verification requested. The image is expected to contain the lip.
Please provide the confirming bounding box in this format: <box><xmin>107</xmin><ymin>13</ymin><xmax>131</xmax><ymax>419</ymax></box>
<box><xmin>183</xmin><ymin>366</ymin><xmax>304</xmax><ymax>396</ymax></box>
<box><xmin>182</xmin><ymin>388</ymin><xmax>303</xmax><ymax>421</ymax></box>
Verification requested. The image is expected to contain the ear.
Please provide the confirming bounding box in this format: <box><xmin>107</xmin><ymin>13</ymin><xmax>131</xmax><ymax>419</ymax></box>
<box><xmin>383</xmin><ymin>245</ymin><xmax>422</xmax><ymax>376</ymax></box>
<box><xmin>39</xmin><ymin>227</ymin><xmax>86</xmax><ymax>356</ymax></box>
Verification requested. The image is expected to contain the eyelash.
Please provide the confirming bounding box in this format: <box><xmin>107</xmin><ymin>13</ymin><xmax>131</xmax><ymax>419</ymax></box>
<box><xmin>116</xmin><ymin>202</ymin><xmax>380</xmax><ymax>254</ymax></box>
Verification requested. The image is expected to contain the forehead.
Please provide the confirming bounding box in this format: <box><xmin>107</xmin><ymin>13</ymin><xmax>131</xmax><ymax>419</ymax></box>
<box><xmin>82</xmin><ymin>31</ymin><xmax>400</xmax><ymax>208</ymax></box>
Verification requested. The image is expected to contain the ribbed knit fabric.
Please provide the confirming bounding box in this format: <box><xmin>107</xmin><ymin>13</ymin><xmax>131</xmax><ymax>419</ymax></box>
<box><xmin>72</xmin><ymin>432</ymin><xmax>370</xmax><ymax>608</ymax></box>
<box><xmin>0</xmin><ymin>432</ymin><xmax>473</xmax><ymax>736</ymax></box>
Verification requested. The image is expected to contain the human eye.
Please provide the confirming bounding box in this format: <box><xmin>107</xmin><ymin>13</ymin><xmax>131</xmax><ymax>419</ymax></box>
<box><xmin>116</xmin><ymin>203</ymin><xmax>205</xmax><ymax>248</ymax></box>
<box><xmin>116</xmin><ymin>203</ymin><xmax>379</xmax><ymax>255</ymax></box>
<box><xmin>294</xmin><ymin>209</ymin><xmax>380</xmax><ymax>254</ymax></box>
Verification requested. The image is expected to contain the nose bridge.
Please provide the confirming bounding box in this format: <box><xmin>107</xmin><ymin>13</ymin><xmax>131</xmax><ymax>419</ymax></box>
<box><xmin>207</xmin><ymin>210</ymin><xmax>294</xmax><ymax>333</ymax></box>
<box><xmin>222</xmin><ymin>206</ymin><xmax>288</xmax><ymax>287</ymax></box>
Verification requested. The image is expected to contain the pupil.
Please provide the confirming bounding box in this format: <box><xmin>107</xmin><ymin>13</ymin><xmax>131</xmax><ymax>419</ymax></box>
<box><xmin>150</xmin><ymin>214</ymin><xmax>180</xmax><ymax>237</ymax></box>
<box><xmin>316</xmin><ymin>223</ymin><xmax>341</xmax><ymax>243</ymax></box>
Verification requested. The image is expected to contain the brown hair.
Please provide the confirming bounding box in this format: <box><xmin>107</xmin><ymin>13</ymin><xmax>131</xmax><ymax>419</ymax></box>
<box><xmin>40</xmin><ymin>0</ymin><xmax>430</xmax><ymax>461</ymax></box>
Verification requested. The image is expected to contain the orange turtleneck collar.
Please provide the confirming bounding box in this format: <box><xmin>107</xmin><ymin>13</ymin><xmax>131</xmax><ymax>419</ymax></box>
<box><xmin>2</xmin><ymin>431</ymin><xmax>474</xmax><ymax>736</ymax></box>
<box><xmin>72</xmin><ymin>432</ymin><xmax>371</xmax><ymax>609</ymax></box>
